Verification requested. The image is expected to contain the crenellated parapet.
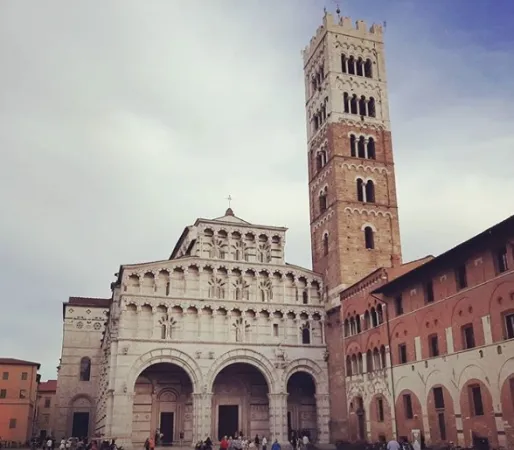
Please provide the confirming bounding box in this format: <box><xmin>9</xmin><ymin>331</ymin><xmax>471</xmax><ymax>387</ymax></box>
<box><xmin>303</xmin><ymin>13</ymin><xmax>384</xmax><ymax>67</ymax></box>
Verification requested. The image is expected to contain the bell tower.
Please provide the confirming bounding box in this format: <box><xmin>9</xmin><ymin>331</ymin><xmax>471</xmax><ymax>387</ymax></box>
<box><xmin>303</xmin><ymin>12</ymin><xmax>402</xmax><ymax>306</ymax></box>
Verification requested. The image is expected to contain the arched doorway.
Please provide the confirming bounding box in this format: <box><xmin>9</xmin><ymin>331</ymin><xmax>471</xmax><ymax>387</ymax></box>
<box><xmin>348</xmin><ymin>396</ymin><xmax>366</xmax><ymax>442</ymax></box>
<box><xmin>69</xmin><ymin>395</ymin><xmax>93</xmax><ymax>439</ymax></box>
<box><xmin>286</xmin><ymin>372</ymin><xmax>317</xmax><ymax>442</ymax></box>
<box><xmin>133</xmin><ymin>363</ymin><xmax>193</xmax><ymax>447</ymax></box>
<box><xmin>211</xmin><ymin>363</ymin><xmax>269</xmax><ymax>440</ymax></box>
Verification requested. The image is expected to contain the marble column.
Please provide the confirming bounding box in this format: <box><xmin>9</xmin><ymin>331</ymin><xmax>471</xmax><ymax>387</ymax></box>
<box><xmin>268</xmin><ymin>393</ymin><xmax>288</xmax><ymax>443</ymax></box>
<box><xmin>315</xmin><ymin>393</ymin><xmax>330</xmax><ymax>444</ymax></box>
<box><xmin>109</xmin><ymin>392</ymin><xmax>135</xmax><ymax>449</ymax></box>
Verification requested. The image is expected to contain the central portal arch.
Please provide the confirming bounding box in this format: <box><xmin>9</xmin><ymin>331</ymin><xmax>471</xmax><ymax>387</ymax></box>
<box><xmin>132</xmin><ymin>362</ymin><xmax>194</xmax><ymax>447</ymax></box>
<box><xmin>211</xmin><ymin>363</ymin><xmax>270</xmax><ymax>440</ymax></box>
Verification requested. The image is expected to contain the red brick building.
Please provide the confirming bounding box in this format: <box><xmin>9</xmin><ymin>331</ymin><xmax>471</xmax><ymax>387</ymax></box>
<box><xmin>340</xmin><ymin>215</ymin><xmax>514</xmax><ymax>448</ymax></box>
<box><xmin>303</xmin><ymin>11</ymin><xmax>514</xmax><ymax>449</ymax></box>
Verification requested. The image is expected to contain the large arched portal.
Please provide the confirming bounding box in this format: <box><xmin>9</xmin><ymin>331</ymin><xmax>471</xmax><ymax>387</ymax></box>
<box><xmin>287</xmin><ymin>372</ymin><xmax>317</xmax><ymax>442</ymax></box>
<box><xmin>132</xmin><ymin>363</ymin><xmax>193</xmax><ymax>447</ymax></box>
<box><xmin>211</xmin><ymin>363</ymin><xmax>270</xmax><ymax>440</ymax></box>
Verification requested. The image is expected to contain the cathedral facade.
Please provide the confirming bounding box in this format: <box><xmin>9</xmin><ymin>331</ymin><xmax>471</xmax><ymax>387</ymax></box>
<box><xmin>54</xmin><ymin>210</ymin><xmax>330</xmax><ymax>448</ymax></box>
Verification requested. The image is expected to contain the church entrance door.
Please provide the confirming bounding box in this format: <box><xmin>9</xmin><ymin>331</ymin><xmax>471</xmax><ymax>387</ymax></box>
<box><xmin>160</xmin><ymin>412</ymin><xmax>174</xmax><ymax>444</ymax></box>
<box><xmin>72</xmin><ymin>412</ymin><xmax>89</xmax><ymax>438</ymax></box>
<box><xmin>218</xmin><ymin>405</ymin><xmax>238</xmax><ymax>440</ymax></box>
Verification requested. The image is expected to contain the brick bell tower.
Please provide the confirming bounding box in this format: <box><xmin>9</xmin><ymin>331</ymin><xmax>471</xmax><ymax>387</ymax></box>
<box><xmin>303</xmin><ymin>12</ymin><xmax>402</xmax><ymax>305</ymax></box>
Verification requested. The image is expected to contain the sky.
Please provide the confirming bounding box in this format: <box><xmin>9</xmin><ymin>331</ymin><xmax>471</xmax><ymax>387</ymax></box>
<box><xmin>0</xmin><ymin>0</ymin><xmax>513</xmax><ymax>380</ymax></box>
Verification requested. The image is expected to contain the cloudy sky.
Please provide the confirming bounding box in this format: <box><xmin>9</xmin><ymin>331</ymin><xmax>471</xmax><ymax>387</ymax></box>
<box><xmin>1</xmin><ymin>0</ymin><xmax>513</xmax><ymax>380</ymax></box>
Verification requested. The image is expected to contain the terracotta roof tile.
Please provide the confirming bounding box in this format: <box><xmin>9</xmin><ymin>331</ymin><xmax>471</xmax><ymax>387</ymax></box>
<box><xmin>67</xmin><ymin>297</ymin><xmax>112</xmax><ymax>308</ymax></box>
<box><xmin>0</xmin><ymin>358</ymin><xmax>40</xmax><ymax>368</ymax></box>
<box><xmin>38</xmin><ymin>380</ymin><xmax>57</xmax><ymax>391</ymax></box>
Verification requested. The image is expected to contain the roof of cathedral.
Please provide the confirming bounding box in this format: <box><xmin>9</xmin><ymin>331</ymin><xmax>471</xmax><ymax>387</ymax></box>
<box><xmin>0</xmin><ymin>358</ymin><xmax>40</xmax><ymax>368</ymax></box>
<box><xmin>211</xmin><ymin>208</ymin><xmax>252</xmax><ymax>225</ymax></box>
<box><xmin>38</xmin><ymin>380</ymin><xmax>57</xmax><ymax>392</ymax></box>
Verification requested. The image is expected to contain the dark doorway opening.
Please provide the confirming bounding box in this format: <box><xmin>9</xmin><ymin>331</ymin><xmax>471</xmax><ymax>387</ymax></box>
<box><xmin>218</xmin><ymin>405</ymin><xmax>238</xmax><ymax>440</ymax></box>
<box><xmin>287</xmin><ymin>411</ymin><xmax>292</xmax><ymax>437</ymax></box>
<box><xmin>160</xmin><ymin>412</ymin><xmax>174</xmax><ymax>445</ymax></box>
<box><xmin>72</xmin><ymin>412</ymin><xmax>89</xmax><ymax>438</ymax></box>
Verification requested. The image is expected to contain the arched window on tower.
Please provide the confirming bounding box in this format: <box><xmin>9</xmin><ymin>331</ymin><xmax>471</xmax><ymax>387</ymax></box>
<box><xmin>344</xmin><ymin>319</ymin><xmax>350</xmax><ymax>337</ymax></box>
<box><xmin>341</xmin><ymin>54</ymin><xmax>348</xmax><ymax>74</ymax></box>
<box><xmin>380</xmin><ymin>345</ymin><xmax>387</xmax><ymax>368</ymax></box>
<box><xmin>364</xmin><ymin>59</ymin><xmax>373</xmax><ymax>78</ymax></box>
<box><xmin>359</xmin><ymin>96</ymin><xmax>367</xmax><ymax>116</ymax></box>
<box><xmin>358</xmin><ymin>136</ymin><xmax>366</xmax><ymax>158</ymax></box>
<box><xmin>344</xmin><ymin>92</ymin><xmax>350</xmax><ymax>113</ymax></box>
<box><xmin>350</xmin><ymin>134</ymin><xmax>356</xmax><ymax>157</ymax></box>
<box><xmin>346</xmin><ymin>356</ymin><xmax>352</xmax><ymax>376</ymax></box>
<box><xmin>161</xmin><ymin>324</ymin><xmax>166</xmax><ymax>339</ymax></box>
<box><xmin>348</xmin><ymin>56</ymin><xmax>355</xmax><ymax>75</ymax></box>
<box><xmin>319</xmin><ymin>189</ymin><xmax>327</xmax><ymax>213</ymax></box>
<box><xmin>358</xmin><ymin>353</ymin><xmax>363</xmax><ymax>373</ymax></box>
<box><xmin>301</xmin><ymin>324</ymin><xmax>311</xmax><ymax>344</ymax></box>
<box><xmin>79</xmin><ymin>357</ymin><xmax>91</xmax><ymax>382</ymax></box>
<box><xmin>350</xmin><ymin>317</ymin><xmax>356</xmax><ymax>335</ymax></box>
<box><xmin>365</xmin><ymin>181</ymin><xmax>375</xmax><ymax>203</ymax></box>
<box><xmin>350</xmin><ymin>95</ymin><xmax>358</xmax><ymax>114</ymax></box>
<box><xmin>364</xmin><ymin>226</ymin><xmax>375</xmax><ymax>249</ymax></box>
<box><xmin>377</xmin><ymin>304</ymin><xmax>384</xmax><ymax>324</ymax></box>
<box><xmin>357</xmin><ymin>179</ymin><xmax>364</xmax><ymax>202</ymax></box>
<box><xmin>367</xmin><ymin>138</ymin><xmax>376</xmax><ymax>159</ymax></box>
<box><xmin>356</xmin><ymin>315</ymin><xmax>361</xmax><ymax>333</ymax></box>
<box><xmin>368</xmin><ymin>97</ymin><xmax>376</xmax><ymax>117</ymax></box>
<box><xmin>302</xmin><ymin>290</ymin><xmax>308</xmax><ymax>304</ymax></box>
<box><xmin>356</xmin><ymin>57</ymin><xmax>364</xmax><ymax>76</ymax></box>
<box><xmin>323</xmin><ymin>233</ymin><xmax>329</xmax><ymax>256</ymax></box>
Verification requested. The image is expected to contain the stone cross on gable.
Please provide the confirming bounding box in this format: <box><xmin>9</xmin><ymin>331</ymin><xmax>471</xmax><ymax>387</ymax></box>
<box><xmin>226</xmin><ymin>195</ymin><xmax>232</xmax><ymax>208</ymax></box>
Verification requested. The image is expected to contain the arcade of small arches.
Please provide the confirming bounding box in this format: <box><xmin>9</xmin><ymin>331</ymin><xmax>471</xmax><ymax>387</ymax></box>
<box><xmin>344</xmin><ymin>304</ymin><xmax>385</xmax><ymax>337</ymax></box>
<box><xmin>343</xmin><ymin>93</ymin><xmax>376</xmax><ymax>118</ymax></box>
<box><xmin>121</xmin><ymin>302</ymin><xmax>326</xmax><ymax>346</ymax></box>
<box><xmin>341</xmin><ymin>54</ymin><xmax>373</xmax><ymax>79</ymax></box>
<box><xmin>350</xmin><ymin>134</ymin><xmax>376</xmax><ymax>160</ymax></box>
<box><xmin>345</xmin><ymin>346</ymin><xmax>387</xmax><ymax>376</ymax></box>
<box><xmin>311</xmin><ymin>97</ymin><xmax>329</xmax><ymax>133</ymax></box>
<box><xmin>199</xmin><ymin>228</ymin><xmax>284</xmax><ymax>264</ymax></box>
<box><xmin>346</xmin><ymin>375</ymin><xmax>514</xmax><ymax>447</ymax></box>
<box><xmin>123</xmin><ymin>265</ymin><xmax>322</xmax><ymax>305</ymax></box>
<box><xmin>124</xmin><ymin>354</ymin><xmax>329</xmax><ymax>447</ymax></box>
<box><xmin>310</xmin><ymin>66</ymin><xmax>325</xmax><ymax>93</ymax></box>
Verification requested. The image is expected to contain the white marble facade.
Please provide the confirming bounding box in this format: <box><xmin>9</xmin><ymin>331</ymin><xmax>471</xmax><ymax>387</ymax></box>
<box><xmin>55</xmin><ymin>210</ymin><xmax>330</xmax><ymax>449</ymax></box>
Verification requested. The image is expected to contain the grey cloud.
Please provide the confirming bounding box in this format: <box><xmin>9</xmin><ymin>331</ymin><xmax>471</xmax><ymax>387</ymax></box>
<box><xmin>0</xmin><ymin>1</ymin><xmax>512</xmax><ymax>379</ymax></box>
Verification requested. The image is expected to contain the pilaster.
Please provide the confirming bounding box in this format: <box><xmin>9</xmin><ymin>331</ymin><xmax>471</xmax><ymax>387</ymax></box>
<box><xmin>315</xmin><ymin>393</ymin><xmax>330</xmax><ymax>444</ymax></box>
<box><xmin>268</xmin><ymin>393</ymin><xmax>288</xmax><ymax>443</ymax></box>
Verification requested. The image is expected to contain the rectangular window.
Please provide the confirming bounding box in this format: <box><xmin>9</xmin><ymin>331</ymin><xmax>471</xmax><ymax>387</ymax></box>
<box><xmin>403</xmin><ymin>394</ymin><xmax>413</xmax><ymax>419</ymax></box>
<box><xmin>273</xmin><ymin>324</ymin><xmax>279</xmax><ymax>337</ymax></box>
<box><xmin>505</xmin><ymin>313</ymin><xmax>514</xmax><ymax>340</ymax></box>
<box><xmin>2</xmin><ymin>372</ymin><xmax>8</xmax><ymax>380</ymax></box>
<box><xmin>462</xmin><ymin>324</ymin><xmax>476</xmax><ymax>349</ymax></box>
<box><xmin>9</xmin><ymin>418</ymin><xmax>16</xmax><ymax>429</ymax></box>
<box><xmin>495</xmin><ymin>246</ymin><xmax>509</xmax><ymax>274</ymax></box>
<box><xmin>394</xmin><ymin>295</ymin><xmax>403</xmax><ymax>316</ymax></box>
<box><xmin>470</xmin><ymin>385</ymin><xmax>484</xmax><ymax>416</ymax></box>
<box><xmin>21</xmin><ymin>372</ymin><xmax>28</xmax><ymax>381</ymax></box>
<box><xmin>19</xmin><ymin>389</ymin><xmax>27</xmax><ymax>399</ymax></box>
<box><xmin>44</xmin><ymin>398</ymin><xmax>51</xmax><ymax>408</ymax></box>
<box><xmin>398</xmin><ymin>344</ymin><xmax>408</xmax><ymax>364</ymax></box>
<box><xmin>433</xmin><ymin>387</ymin><xmax>445</xmax><ymax>409</ymax></box>
<box><xmin>377</xmin><ymin>397</ymin><xmax>384</xmax><ymax>422</ymax></box>
<box><xmin>429</xmin><ymin>334</ymin><xmax>440</xmax><ymax>357</ymax></box>
<box><xmin>455</xmin><ymin>265</ymin><xmax>467</xmax><ymax>290</ymax></box>
<box><xmin>437</xmin><ymin>412</ymin><xmax>447</xmax><ymax>441</ymax></box>
<box><xmin>0</xmin><ymin>389</ymin><xmax>6</xmax><ymax>398</ymax></box>
<box><xmin>425</xmin><ymin>281</ymin><xmax>434</xmax><ymax>303</ymax></box>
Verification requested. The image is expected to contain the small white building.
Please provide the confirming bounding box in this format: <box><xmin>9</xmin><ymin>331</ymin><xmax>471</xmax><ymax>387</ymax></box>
<box><xmin>54</xmin><ymin>209</ymin><xmax>330</xmax><ymax>448</ymax></box>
